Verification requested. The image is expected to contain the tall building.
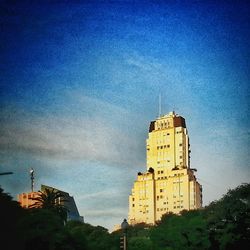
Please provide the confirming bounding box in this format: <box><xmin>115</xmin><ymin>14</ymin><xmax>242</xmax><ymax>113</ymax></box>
<box><xmin>128</xmin><ymin>111</ymin><xmax>202</xmax><ymax>225</ymax></box>
<box><xmin>18</xmin><ymin>184</ymin><xmax>83</xmax><ymax>222</ymax></box>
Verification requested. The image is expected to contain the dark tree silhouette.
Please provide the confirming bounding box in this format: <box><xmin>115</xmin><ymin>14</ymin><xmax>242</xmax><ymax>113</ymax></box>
<box><xmin>30</xmin><ymin>188</ymin><xmax>68</xmax><ymax>223</ymax></box>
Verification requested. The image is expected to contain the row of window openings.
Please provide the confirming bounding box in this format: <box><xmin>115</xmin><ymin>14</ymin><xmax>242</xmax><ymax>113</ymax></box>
<box><xmin>174</xmin><ymin>173</ymin><xmax>184</xmax><ymax>176</ymax></box>
<box><xmin>173</xmin><ymin>206</ymin><xmax>184</xmax><ymax>209</ymax></box>
<box><xmin>133</xmin><ymin>199</ymin><xmax>184</xmax><ymax>208</ymax></box>
<box><xmin>136</xmin><ymin>186</ymin><xmax>183</xmax><ymax>195</ymax></box>
<box><xmin>157</xmin><ymin>176</ymin><xmax>168</xmax><ymax>180</ymax></box>
<box><xmin>155</xmin><ymin>129</ymin><xmax>182</xmax><ymax>133</ymax></box>
<box><xmin>156</xmin><ymin>205</ymin><xmax>184</xmax><ymax>211</ymax></box>
<box><xmin>157</xmin><ymin>173</ymin><xmax>184</xmax><ymax>178</ymax></box>
<box><xmin>157</xmin><ymin>161</ymin><xmax>183</xmax><ymax>165</ymax></box>
<box><xmin>157</xmin><ymin>145</ymin><xmax>170</xmax><ymax>149</ymax></box>
<box><xmin>156</xmin><ymin>122</ymin><xmax>171</xmax><ymax>129</ymax></box>
<box><xmin>137</xmin><ymin>207</ymin><xmax>186</xmax><ymax>213</ymax></box>
<box><xmin>22</xmin><ymin>194</ymin><xmax>35</xmax><ymax>199</ymax></box>
<box><xmin>157</xmin><ymin>174</ymin><xmax>183</xmax><ymax>180</ymax></box>
<box><xmin>157</xmin><ymin>155</ymin><xmax>183</xmax><ymax>159</ymax></box>
<box><xmin>155</xmin><ymin>123</ymin><xmax>183</xmax><ymax>133</ymax></box>
<box><xmin>156</xmin><ymin>144</ymin><xmax>183</xmax><ymax>150</ymax></box>
<box><xmin>139</xmin><ymin>206</ymin><xmax>183</xmax><ymax>214</ymax></box>
<box><xmin>133</xmin><ymin>188</ymin><xmax>185</xmax><ymax>200</ymax></box>
<box><xmin>156</xmin><ymin>195</ymin><xmax>184</xmax><ymax>200</ymax></box>
<box><xmin>157</xmin><ymin>208</ymin><xmax>168</xmax><ymax>212</ymax></box>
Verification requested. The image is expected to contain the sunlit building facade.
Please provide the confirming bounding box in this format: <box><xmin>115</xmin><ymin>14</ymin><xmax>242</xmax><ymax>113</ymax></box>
<box><xmin>18</xmin><ymin>191</ymin><xmax>40</xmax><ymax>209</ymax></box>
<box><xmin>129</xmin><ymin>111</ymin><xmax>202</xmax><ymax>225</ymax></box>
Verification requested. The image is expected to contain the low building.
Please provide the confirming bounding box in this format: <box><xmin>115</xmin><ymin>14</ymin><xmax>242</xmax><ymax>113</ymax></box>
<box><xmin>18</xmin><ymin>184</ymin><xmax>84</xmax><ymax>222</ymax></box>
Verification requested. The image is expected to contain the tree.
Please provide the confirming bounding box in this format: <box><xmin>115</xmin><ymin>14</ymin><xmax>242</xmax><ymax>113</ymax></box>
<box><xmin>204</xmin><ymin>183</ymin><xmax>250</xmax><ymax>250</ymax></box>
<box><xmin>30</xmin><ymin>188</ymin><xmax>68</xmax><ymax>223</ymax></box>
<box><xmin>66</xmin><ymin>221</ymin><xmax>112</xmax><ymax>250</ymax></box>
<box><xmin>128</xmin><ymin>236</ymin><xmax>153</xmax><ymax>250</ymax></box>
<box><xmin>18</xmin><ymin>208</ymin><xmax>64</xmax><ymax>250</ymax></box>
<box><xmin>150</xmin><ymin>211</ymin><xmax>210</xmax><ymax>250</ymax></box>
<box><xmin>0</xmin><ymin>187</ymin><xmax>26</xmax><ymax>250</ymax></box>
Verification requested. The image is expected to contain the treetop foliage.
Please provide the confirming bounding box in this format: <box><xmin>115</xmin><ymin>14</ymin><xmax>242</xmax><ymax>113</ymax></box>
<box><xmin>0</xmin><ymin>183</ymin><xmax>249</xmax><ymax>250</ymax></box>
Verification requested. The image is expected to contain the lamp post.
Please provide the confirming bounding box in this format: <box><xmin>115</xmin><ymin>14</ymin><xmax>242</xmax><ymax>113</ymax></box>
<box><xmin>121</xmin><ymin>219</ymin><xmax>129</xmax><ymax>250</ymax></box>
<box><xmin>0</xmin><ymin>172</ymin><xmax>13</xmax><ymax>176</ymax></box>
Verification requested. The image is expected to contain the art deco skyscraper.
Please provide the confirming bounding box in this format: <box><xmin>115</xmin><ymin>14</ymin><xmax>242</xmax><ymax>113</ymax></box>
<box><xmin>129</xmin><ymin>111</ymin><xmax>202</xmax><ymax>225</ymax></box>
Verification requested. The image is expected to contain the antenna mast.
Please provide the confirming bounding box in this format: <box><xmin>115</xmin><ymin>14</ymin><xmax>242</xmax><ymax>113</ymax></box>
<box><xmin>159</xmin><ymin>93</ymin><xmax>162</xmax><ymax>117</ymax></box>
<box><xmin>30</xmin><ymin>168</ymin><xmax>34</xmax><ymax>192</ymax></box>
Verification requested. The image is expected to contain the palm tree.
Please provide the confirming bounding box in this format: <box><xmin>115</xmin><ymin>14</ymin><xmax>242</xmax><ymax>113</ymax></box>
<box><xmin>30</xmin><ymin>188</ymin><xmax>68</xmax><ymax>223</ymax></box>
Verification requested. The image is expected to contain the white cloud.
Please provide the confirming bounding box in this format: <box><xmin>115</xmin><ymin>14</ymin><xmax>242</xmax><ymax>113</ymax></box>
<box><xmin>0</xmin><ymin>94</ymin><xmax>145</xmax><ymax>168</ymax></box>
<box><xmin>84</xmin><ymin>208</ymin><xmax>127</xmax><ymax>218</ymax></box>
<box><xmin>78</xmin><ymin>189</ymin><xmax>127</xmax><ymax>200</ymax></box>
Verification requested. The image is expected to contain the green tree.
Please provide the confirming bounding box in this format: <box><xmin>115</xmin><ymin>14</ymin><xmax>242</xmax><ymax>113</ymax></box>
<box><xmin>0</xmin><ymin>187</ymin><xmax>26</xmax><ymax>250</ymax></box>
<box><xmin>66</xmin><ymin>220</ymin><xmax>112</xmax><ymax>250</ymax></box>
<box><xmin>150</xmin><ymin>211</ymin><xmax>210</xmax><ymax>250</ymax></box>
<box><xmin>204</xmin><ymin>183</ymin><xmax>250</xmax><ymax>250</ymax></box>
<box><xmin>128</xmin><ymin>236</ymin><xmax>153</xmax><ymax>250</ymax></box>
<box><xmin>18</xmin><ymin>208</ymin><xmax>64</xmax><ymax>250</ymax></box>
<box><xmin>30</xmin><ymin>188</ymin><xmax>68</xmax><ymax>223</ymax></box>
<box><xmin>54</xmin><ymin>225</ymin><xmax>87</xmax><ymax>250</ymax></box>
<box><xmin>110</xmin><ymin>223</ymin><xmax>152</xmax><ymax>250</ymax></box>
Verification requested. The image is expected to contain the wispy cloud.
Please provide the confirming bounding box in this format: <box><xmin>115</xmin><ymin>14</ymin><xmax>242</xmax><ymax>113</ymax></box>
<box><xmin>0</xmin><ymin>94</ymin><xmax>145</xmax><ymax>167</ymax></box>
<box><xmin>78</xmin><ymin>189</ymin><xmax>127</xmax><ymax>200</ymax></box>
<box><xmin>126</xmin><ymin>54</ymin><xmax>163</xmax><ymax>72</ymax></box>
<box><xmin>85</xmin><ymin>208</ymin><xmax>127</xmax><ymax>218</ymax></box>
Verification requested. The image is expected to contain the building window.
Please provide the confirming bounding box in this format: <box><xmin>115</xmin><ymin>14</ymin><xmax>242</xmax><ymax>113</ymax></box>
<box><xmin>179</xmin><ymin>143</ymin><xmax>182</xmax><ymax>146</ymax></box>
<box><xmin>132</xmin><ymin>204</ymin><xmax>135</xmax><ymax>207</ymax></box>
<box><xmin>160</xmin><ymin>189</ymin><xmax>163</xmax><ymax>192</ymax></box>
<box><xmin>167</xmin><ymin>145</ymin><xmax>170</xmax><ymax>148</ymax></box>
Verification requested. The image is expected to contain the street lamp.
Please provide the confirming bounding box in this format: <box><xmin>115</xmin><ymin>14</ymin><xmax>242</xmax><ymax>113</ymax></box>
<box><xmin>121</xmin><ymin>219</ymin><xmax>129</xmax><ymax>250</ymax></box>
<box><xmin>190</xmin><ymin>168</ymin><xmax>197</xmax><ymax>172</ymax></box>
<box><xmin>0</xmin><ymin>172</ymin><xmax>13</xmax><ymax>176</ymax></box>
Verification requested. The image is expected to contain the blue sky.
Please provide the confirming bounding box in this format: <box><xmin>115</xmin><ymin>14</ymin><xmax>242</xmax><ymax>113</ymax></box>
<box><xmin>0</xmin><ymin>1</ymin><xmax>249</xmax><ymax>231</ymax></box>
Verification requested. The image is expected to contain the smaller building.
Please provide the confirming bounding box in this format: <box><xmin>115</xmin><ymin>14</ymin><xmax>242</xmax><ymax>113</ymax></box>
<box><xmin>18</xmin><ymin>191</ymin><xmax>40</xmax><ymax>209</ymax></box>
<box><xmin>18</xmin><ymin>184</ymin><xmax>83</xmax><ymax>222</ymax></box>
<box><xmin>41</xmin><ymin>185</ymin><xmax>84</xmax><ymax>222</ymax></box>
